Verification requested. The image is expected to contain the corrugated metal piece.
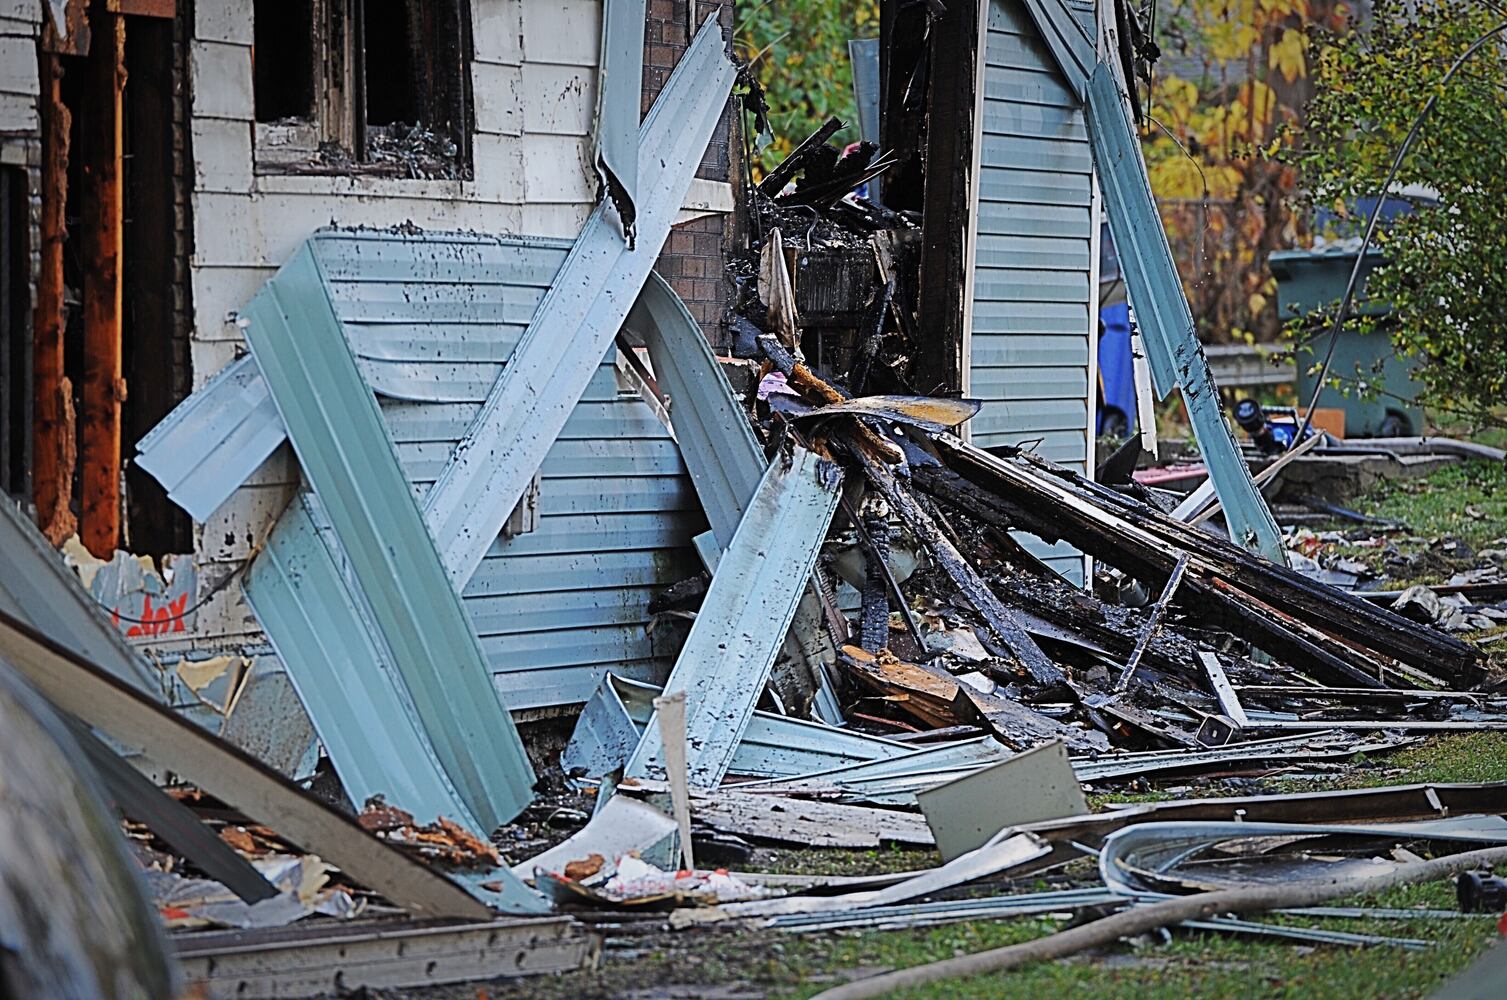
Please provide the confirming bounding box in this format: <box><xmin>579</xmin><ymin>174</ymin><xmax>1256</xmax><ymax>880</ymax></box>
<box><xmin>0</xmin><ymin>498</ymin><xmax>163</xmax><ymax>697</ymax></box>
<box><xmin>628</xmin><ymin>272</ymin><xmax>841</xmax><ymax>721</ymax></box>
<box><xmin>133</xmin><ymin>354</ymin><xmax>285</xmax><ymax>522</ymax></box>
<box><xmin>239</xmin><ymin>245</ymin><xmax>537</xmax><ymax>838</ymax></box>
<box><xmin>423</xmin><ymin>16</ymin><xmax>735</xmax><ymax>588</ymax></box>
<box><xmin>625</xmin><ymin>447</ymin><xmax>843</xmax><ymax>787</ymax></box>
<box><xmin>1083</xmin><ymin>62</ymin><xmax>1284</xmax><ymax>560</ymax></box>
<box><xmin>562</xmin><ymin>674</ymin><xmax>916</xmax><ymax>780</ymax></box>
<box><xmin>593</xmin><ymin>0</ymin><xmax>646</xmax><ymax>243</ymax></box>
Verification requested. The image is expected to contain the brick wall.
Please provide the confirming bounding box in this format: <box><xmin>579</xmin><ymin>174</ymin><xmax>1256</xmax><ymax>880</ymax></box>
<box><xmin>643</xmin><ymin>0</ymin><xmax>736</xmax><ymax>350</ymax></box>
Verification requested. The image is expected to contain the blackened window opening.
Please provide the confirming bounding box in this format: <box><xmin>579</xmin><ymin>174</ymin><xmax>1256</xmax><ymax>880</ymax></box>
<box><xmin>361</xmin><ymin>0</ymin><xmax>418</xmax><ymax>126</ymax></box>
<box><xmin>253</xmin><ymin>0</ymin><xmax>317</xmax><ymax>122</ymax></box>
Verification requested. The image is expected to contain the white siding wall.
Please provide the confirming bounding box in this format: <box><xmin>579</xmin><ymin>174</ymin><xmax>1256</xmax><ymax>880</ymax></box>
<box><xmin>966</xmin><ymin>0</ymin><xmax>1095</xmax><ymax>580</ymax></box>
<box><xmin>0</xmin><ymin>1</ymin><xmax>39</xmax><ymax>134</ymax></box>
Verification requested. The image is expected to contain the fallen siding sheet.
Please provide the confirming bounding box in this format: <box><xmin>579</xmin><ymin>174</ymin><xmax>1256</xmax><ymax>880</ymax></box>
<box><xmin>245</xmin><ymin>497</ymin><xmax>491</xmax><ymax>833</ymax></box>
<box><xmin>1083</xmin><ymin>62</ymin><xmax>1284</xmax><ymax>561</ymax></box>
<box><xmin>240</xmin><ymin>245</ymin><xmax>536</xmax><ymax>837</ymax></box>
<box><xmin>626</xmin><ymin>447</ymin><xmax>842</xmax><ymax>787</ymax></box>
<box><xmin>1018</xmin><ymin>0</ymin><xmax>1095</xmax><ymax>100</ymax></box>
<box><xmin>423</xmin><ymin>15</ymin><xmax>735</xmax><ymax>587</ymax></box>
<box><xmin>629</xmin><ymin>270</ymin><xmax>840</xmax><ymax>719</ymax></box>
<box><xmin>174</xmin><ymin>916</ymin><xmax>600</xmax><ymax>998</ymax></box>
<box><xmin>0</xmin><ymin>609</ymin><xmax>497</xmax><ymax>920</ymax></box>
<box><xmin>561</xmin><ymin>673</ymin><xmax>916</xmax><ymax>781</ymax></box>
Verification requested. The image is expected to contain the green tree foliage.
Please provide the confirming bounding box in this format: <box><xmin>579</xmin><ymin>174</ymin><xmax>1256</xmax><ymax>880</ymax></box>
<box><xmin>1288</xmin><ymin>0</ymin><xmax>1507</xmax><ymax>421</ymax></box>
<box><xmin>736</xmin><ymin>0</ymin><xmax>879</xmax><ymax>174</ymax></box>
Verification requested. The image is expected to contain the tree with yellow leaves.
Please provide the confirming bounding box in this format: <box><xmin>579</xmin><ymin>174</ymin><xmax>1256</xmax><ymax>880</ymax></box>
<box><xmin>1141</xmin><ymin>0</ymin><xmax>1349</xmax><ymax>343</ymax></box>
<box><xmin>736</xmin><ymin>0</ymin><xmax>880</xmax><ymax>174</ymax></box>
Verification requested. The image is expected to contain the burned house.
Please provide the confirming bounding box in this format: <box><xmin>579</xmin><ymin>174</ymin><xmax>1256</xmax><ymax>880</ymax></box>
<box><xmin>0</xmin><ymin>0</ymin><xmax>1130</xmax><ymax>726</ymax></box>
<box><xmin>2</xmin><ymin>0</ymin><xmax>741</xmax><ymax>731</ymax></box>
<box><xmin>8</xmin><ymin>3</ymin><xmax>1500</xmax><ymax>996</ymax></box>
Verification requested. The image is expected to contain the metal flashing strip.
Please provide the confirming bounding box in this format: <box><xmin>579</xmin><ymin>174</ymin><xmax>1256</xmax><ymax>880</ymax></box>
<box><xmin>423</xmin><ymin>15</ymin><xmax>735</xmax><ymax>588</ymax></box>
<box><xmin>1019</xmin><ymin>0</ymin><xmax>1095</xmax><ymax>99</ymax></box>
<box><xmin>134</xmin><ymin>354</ymin><xmax>284</xmax><ymax>522</ymax></box>
<box><xmin>593</xmin><ymin>0</ymin><xmax>646</xmax><ymax>244</ymax></box>
<box><xmin>1083</xmin><ymin>62</ymin><xmax>1284</xmax><ymax>561</ymax></box>
<box><xmin>0</xmin><ymin>608</ymin><xmax>495</xmax><ymax>921</ymax></box>
<box><xmin>625</xmin><ymin>447</ymin><xmax>843</xmax><ymax>787</ymax></box>
<box><xmin>239</xmin><ymin>245</ymin><xmax>536</xmax><ymax>837</ymax></box>
<box><xmin>628</xmin><ymin>271</ymin><xmax>843</xmax><ymax>722</ymax></box>
<box><xmin>0</xmin><ymin>497</ymin><xmax>163</xmax><ymax>696</ymax></box>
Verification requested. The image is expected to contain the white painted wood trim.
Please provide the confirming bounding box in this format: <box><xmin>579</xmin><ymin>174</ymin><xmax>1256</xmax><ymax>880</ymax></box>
<box><xmin>959</xmin><ymin>0</ymin><xmax>993</xmax><ymax>433</ymax></box>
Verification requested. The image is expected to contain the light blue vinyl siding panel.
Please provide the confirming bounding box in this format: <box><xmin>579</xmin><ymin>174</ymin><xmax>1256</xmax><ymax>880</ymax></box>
<box><xmin>309</xmin><ymin>231</ymin><xmax>704</xmax><ymax>710</ymax></box>
<box><xmin>969</xmin><ymin>0</ymin><xmax>1094</xmax><ymax>582</ymax></box>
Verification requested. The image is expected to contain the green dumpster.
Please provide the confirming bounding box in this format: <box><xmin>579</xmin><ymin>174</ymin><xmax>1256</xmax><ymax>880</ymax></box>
<box><xmin>1269</xmin><ymin>247</ymin><xmax>1424</xmax><ymax>437</ymax></box>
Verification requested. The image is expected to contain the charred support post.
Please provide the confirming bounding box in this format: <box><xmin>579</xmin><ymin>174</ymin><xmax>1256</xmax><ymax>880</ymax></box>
<box><xmin>32</xmin><ymin>50</ymin><xmax>74</xmax><ymax>544</ymax></box>
<box><xmin>912</xmin><ymin>0</ymin><xmax>979</xmax><ymax>394</ymax></box>
<box><xmin>859</xmin><ymin>495</ymin><xmax>892</xmax><ymax>653</ymax></box>
<box><xmin>80</xmin><ymin>7</ymin><xmax>128</xmax><ymax>558</ymax></box>
<box><xmin>1114</xmin><ymin>554</ymin><xmax>1188</xmax><ymax>691</ymax></box>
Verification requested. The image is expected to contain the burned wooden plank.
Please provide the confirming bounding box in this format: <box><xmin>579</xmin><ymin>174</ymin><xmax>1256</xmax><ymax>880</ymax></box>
<box><xmin>757</xmin><ymin>115</ymin><xmax>845</xmax><ymax>197</ymax></box>
<box><xmin>930</xmin><ymin>435</ymin><xmax>1483</xmax><ymax>686</ymax></box>
<box><xmin>913</xmin><ymin>460</ymin><xmax>1398</xmax><ymax>691</ymax></box>
<box><xmin>912</xmin><ymin>0</ymin><xmax>980</xmax><ymax>395</ymax></box>
<box><xmin>837</xmin><ymin>646</ymin><xmax>1100</xmax><ymax>752</ymax></box>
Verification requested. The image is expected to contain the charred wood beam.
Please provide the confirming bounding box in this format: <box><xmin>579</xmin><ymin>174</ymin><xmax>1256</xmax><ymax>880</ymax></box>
<box><xmin>909</xmin><ymin>462</ymin><xmax>1398</xmax><ymax>690</ymax></box>
<box><xmin>31</xmin><ymin>50</ymin><xmax>74</xmax><ymax>545</ymax></box>
<box><xmin>911</xmin><ymin>0</ymin><xmax>978</xmax><ymax>394</ymax></box>
<box><xmin>858</xmin><ymin>454</ymin><xmax>1065</xmax><ymax>690</ymax></box>
<box><xmin>757</xmin><ymin>116</ymin><xmax>844</xmax><ymax>197</ymax></box>
<box><xmin>931</xmin><ymin>435</ymin><xmax>1483</xmax><ymax>686</ymax></box>
<box><xmin>80</xmin><ymin>6</ymin><xmax>127</xmax><ymax>558</ymax></box>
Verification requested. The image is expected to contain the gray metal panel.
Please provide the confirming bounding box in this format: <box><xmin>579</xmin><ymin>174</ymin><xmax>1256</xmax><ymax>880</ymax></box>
<box><xmin>422</xmin><ymin>17</ymin><xmax>735</xmax><ymax>587</ymax></box>
<box><xmin>629</xmin><ymin>273</ymin><xmax>763</xmax><ymax>550</ymax></box>
<box><xmin>245</xmin><ymin>497</ymin><xmax>482</xmax><ymax>828</ymax></box>
<box><xmin>240</xmin><ymin>244</ymin><xmax>537</xmax><ymax>834</ymax></box>
<box><xmin>626</xmin><ymin>448</ymin><xmax>842</xmax><ymax>787</ymax></box>
<box><xmin>848</xmin><ymin>38</ymin><xmax>881</xmax><ymax>145</ymax></box>
<box><xmin>627</xmin><ymin>271</ymin><xmax>842</xmax><ymax>723</ymax></box>
<box><xmin>1084</xmin><ymin>63</ymin><xmax>1284</xmax><ymax>560</ymax></box>
<box><xmin>563</xmin><ymin>674</ymin><xmax>915</xmax><ymax>780</ymax></box>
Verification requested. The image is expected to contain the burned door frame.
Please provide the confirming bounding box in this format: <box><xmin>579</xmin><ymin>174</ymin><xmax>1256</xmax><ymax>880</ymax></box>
<box><xmin>30</xmin><ymin>0</ymin><xmax>192</xmax><ymax>557</ymax></box>
<box><xmin>879</xmin><ymin>0</ymin><xmax>982</xmax><ymax>397</ymax></box>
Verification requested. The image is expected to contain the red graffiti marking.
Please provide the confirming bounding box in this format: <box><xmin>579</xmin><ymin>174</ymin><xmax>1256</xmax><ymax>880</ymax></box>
<box><xmin>112</xmin><ymin>593</ymin><xmax>189</xmax><ymax>637</ymax></box>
